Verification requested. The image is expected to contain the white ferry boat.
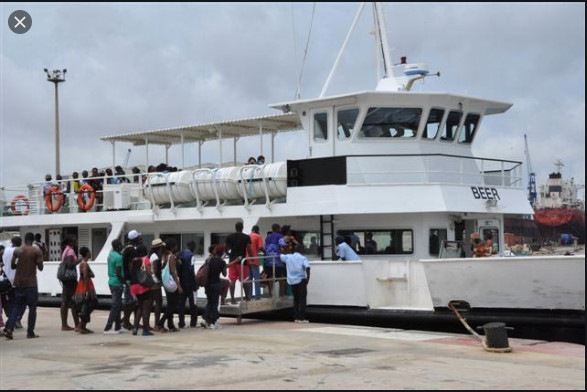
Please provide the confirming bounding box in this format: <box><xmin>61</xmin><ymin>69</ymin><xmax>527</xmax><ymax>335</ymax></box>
<box><xmin>1</xmin><ymin>3</ymin><xmax>584</xmax><ymax>341</ymax></box>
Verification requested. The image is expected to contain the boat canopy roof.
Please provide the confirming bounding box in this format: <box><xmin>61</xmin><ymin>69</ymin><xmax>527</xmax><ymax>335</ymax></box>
<box><xmin>270</xmin><ymin>91</ymin><xmax>512</xmax><ymax>116</ymax></box>
<box><xmin>100</xmin><ymin>112</ymin><xmax>301</xmax><ymax>146</ymax></box>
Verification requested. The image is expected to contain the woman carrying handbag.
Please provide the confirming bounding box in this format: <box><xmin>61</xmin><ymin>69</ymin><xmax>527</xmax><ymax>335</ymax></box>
<box><xmin>129</xmin><ymin>245</ymin><xmax>154</xmax><ymax>336</ymax></box>
<box><xmin>158</xmin><ymin>238</ymin><xmax>182</xmax><ymax>332</ymax></box>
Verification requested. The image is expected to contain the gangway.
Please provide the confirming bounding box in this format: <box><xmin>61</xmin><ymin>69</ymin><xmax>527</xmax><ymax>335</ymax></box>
<box><xmin>219</xmin><ymin>256</ymin><xmax>293</xmax><ymax>324</ymax></box>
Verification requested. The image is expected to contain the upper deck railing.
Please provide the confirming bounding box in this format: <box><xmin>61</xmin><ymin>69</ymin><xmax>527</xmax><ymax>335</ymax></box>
<box><xmin>0</xmin><ymin>154</ymin><xmax>523</xmax><ymax>217</ymax></box>
<box><xmin>346</xmin><ymin>154</ymin><xmax>523</xmax><ymax>187</ymax></box>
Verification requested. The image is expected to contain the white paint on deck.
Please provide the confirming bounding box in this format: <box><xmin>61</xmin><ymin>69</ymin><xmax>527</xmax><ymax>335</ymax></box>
<box><xmin>299</xmin><ymin>325</ymin><xmax>455</xmax><ymax>342</ymax></box>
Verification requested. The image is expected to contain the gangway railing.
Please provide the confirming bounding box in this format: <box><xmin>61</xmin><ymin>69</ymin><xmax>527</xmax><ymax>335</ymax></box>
<box><xmin>220</xmin><ymin>255</ymin><xmax>292</xmax><ymax>324</ymax></box>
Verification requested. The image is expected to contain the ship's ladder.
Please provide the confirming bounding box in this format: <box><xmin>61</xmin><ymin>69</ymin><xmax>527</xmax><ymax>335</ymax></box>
<box><xmin>320</xmin><ymin>215</ymin><xmax>336</xmax><ymax>261</ymax></box>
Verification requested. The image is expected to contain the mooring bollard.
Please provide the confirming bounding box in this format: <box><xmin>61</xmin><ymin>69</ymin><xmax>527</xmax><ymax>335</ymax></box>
<box><xmin>477</xmin><ymin>322</ymin><xmax>513</xmax><ymax>352</ymax></box>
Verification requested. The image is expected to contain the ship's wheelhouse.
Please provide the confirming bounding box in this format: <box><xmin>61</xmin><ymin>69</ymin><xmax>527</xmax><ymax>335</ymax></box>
<box><xmin>271</xmin><ymin>91</ymin><xmax>512</xmax><ymax>159</ymax></box>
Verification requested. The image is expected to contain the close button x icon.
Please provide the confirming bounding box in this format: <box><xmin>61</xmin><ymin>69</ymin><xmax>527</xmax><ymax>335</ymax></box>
<box><xmin>9</xmin><ymin>10</ymin><xmax>32</xmax><ymax>34</ymax></box>
<box><xmin>14</xmin><ymin>15</ymin><xmax>27</xmax><ymax>28</ymax></box>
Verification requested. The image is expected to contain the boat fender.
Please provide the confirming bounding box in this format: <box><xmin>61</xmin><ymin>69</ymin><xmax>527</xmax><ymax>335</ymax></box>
<box><xmin>45</xmin><ymin>185</ymin><xmax>64</xmax><ymax>212</ymax></box>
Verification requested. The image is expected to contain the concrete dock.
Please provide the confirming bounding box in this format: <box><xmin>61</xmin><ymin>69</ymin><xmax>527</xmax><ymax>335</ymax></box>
<box><xmin>1</xmin><ymin>307</ymin><xmax>584</xmax><ymax>390</ymax></box>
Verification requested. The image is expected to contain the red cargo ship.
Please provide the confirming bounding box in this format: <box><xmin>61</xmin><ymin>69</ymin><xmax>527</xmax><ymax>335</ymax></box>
<box><xmin>534</xmin><ymin>208</ymin><xmax>585</xmax><ymax>228</ymax></box>
<box><xmin>534</xmin><ymin>161</ymin><xmax>585</xmax><ymax>243</ymax></box>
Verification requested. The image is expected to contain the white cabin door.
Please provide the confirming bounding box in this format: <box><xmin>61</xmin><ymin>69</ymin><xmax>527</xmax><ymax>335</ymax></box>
<box><xmin>309</xmin><ymin>107</ymin><xmax>334</xmax><ymax>158</ymax></box>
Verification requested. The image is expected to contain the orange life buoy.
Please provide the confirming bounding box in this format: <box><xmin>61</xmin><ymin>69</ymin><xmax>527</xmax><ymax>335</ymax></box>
<box><xmin>10</xmin><ymin>195</ymin><xmax>30</xmax><ymax>215</ymax></box>
<box><xmin>45</xmin><ymin>185</ymin><xmax>64</xmax><ymax>212</ymax></box>
<box><xmin>77</xmin><ymin>184</ymin><xmax>96</xmax><ymax>211</ymax></box>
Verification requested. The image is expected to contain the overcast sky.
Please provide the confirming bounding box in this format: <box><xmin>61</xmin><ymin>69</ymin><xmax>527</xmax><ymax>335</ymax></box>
<box><xmin>1</xmin><ymin>3</ymin><xmax>585</xmax><ymax>199</ymax></box>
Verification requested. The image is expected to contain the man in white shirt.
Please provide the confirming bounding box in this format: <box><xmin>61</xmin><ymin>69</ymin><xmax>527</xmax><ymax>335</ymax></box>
<box><xmin>1</xmin><ymin>236</ymin><xmax>24</xmax><ymax>328</ymax></box>
<box><xmin>2</xmin><ymin>236</ymin><xmax>21</xmax><ymax>285</ymax></box>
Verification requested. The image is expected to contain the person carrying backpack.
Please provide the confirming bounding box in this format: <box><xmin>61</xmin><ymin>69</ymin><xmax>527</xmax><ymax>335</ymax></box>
<box><xmin>59</xmin><ymin>236</ymin><xmax>80</xmax><ymax>332</ymax></box>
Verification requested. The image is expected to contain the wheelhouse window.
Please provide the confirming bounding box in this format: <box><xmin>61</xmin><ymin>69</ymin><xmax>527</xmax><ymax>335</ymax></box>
<box><xmin>313</xmin><ymin>112</ymin><xmax>328</xmax><ymax>141</ymax></box>
<box><xmin>160</xmin><ymin>233</ymin><xmax>181</xmax><ymax>249</ymax></box>
<box><xmin>359</xmin><ymin>108</ymin><xmax>422</xmax><ymax>138</ymax></box>
<box><xmin>440</xmin><ymin>111</ymin><xmax>463</xmax><ymax>141</ymax></box>
<box><xmin>293</xmin><ymin>230</ymin><xmax>321</xmax><ymax>256</ymax></box>
<box><xmin>141</xmin><ymin>234</ymin><xmax>155</xmax><ymax>250</ymax></box>
<box><xmin>160</xmin><ymin>232</ymin><xmax>205</xmax><ymax>256</ymax></box>
<box><xmin>423</xmin><ymin>108</ymin><xmax>444</xmax><ymax>140</ymax></box>
<box><xmin>182</xmin><ymin>233</ymin><xmax>205</xmax><ymax>256</ymax></box>
<box><xmin>458</xmin><ymin>113</ymin><xmax>481</xmax><ymax>143</ymax></box>
<box><xmin>341</xmin><ymin>229</ymin><xmax>413</xmax><ymax>255</ymax></box>
<box><xmin>211</xmin><ymin>233</ymin><xmax>231</xmax><ymax>248</ymax></box>
<box><xmin>429</xmin><ymin>228</ymin><xmax>448</xmax><ymax>256</ymax></box>
<box><xmin>336</xmin><ymin>108</ymin><xmax>359</xmax><ymax>140</ymax></box>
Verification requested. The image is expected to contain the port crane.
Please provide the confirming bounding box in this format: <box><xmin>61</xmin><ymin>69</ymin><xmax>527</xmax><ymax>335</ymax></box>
<box><xmin>524</xmin><ymin>134</ymin><xmax>537</xmax><ymax>208</ymax></box>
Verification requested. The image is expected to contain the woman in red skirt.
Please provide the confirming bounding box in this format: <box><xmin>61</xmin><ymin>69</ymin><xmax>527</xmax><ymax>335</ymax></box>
<box><xmin>75</xmin><ymin>247</ymin><xmax>97</xmax><ymax>334</ymax></box>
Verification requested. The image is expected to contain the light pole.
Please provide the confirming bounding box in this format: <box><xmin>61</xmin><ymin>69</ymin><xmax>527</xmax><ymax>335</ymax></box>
<box><xmin>44</xmin><ymin>68</ymin><xmax>66</xmax><ymax>176</ymax></box>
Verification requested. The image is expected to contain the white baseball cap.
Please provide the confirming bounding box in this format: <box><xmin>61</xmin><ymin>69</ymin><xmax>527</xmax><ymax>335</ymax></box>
<box><xmin>127</xmin><ymin>230</ymin><xmax>141</xmax><ymax>241</ymax></box>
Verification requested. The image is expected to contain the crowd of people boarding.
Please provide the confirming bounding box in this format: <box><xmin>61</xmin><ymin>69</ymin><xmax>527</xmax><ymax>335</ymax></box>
<box><xmin>0</xmin><ymin>218</ymin><xmax>324</xmax><ymax>340</ymax></box>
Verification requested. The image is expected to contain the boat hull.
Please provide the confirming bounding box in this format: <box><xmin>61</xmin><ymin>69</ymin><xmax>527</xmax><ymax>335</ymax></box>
<box><xmin>35</xmin><ymin>255</ymin><xmax>584</xmax><ymax>344</ymax></box>
<box><xmin>534</xmin><ymin>208</ymin><xmax>586</xmax><ymax>243</ymax></box>
<box><xmin>534</xmin><ymin>208</ymin><xmax>585</xmax><ymax>227</ymax></box>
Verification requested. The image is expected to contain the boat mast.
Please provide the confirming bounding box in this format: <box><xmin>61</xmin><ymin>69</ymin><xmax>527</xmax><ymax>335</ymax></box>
<box><xmin>320</xmin><ymin>2</ymin><xmax>437</xmax><ymax>96</ymax></box>
<box><xmin>319</xmin><ymin>2</ymin><xmax>366</xmax><ymax>98</ymax></box>
<box><xmin>373</xmin><ymin>2</ymin><xmax>393</xmax><ymax>79</ymax></box>
<box><xmin>320</xmin><ymin>2</ymin><xmax>396</xmax><ymax>97</ymax></box>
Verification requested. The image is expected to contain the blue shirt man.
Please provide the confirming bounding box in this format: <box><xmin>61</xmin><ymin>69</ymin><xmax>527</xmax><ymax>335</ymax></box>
<box><xmin>335</xmin><ymin>235</ymin><xmax>361</xmax><ymax>261</ymax></box>
<box><xmin>279</xmin><ymin>252</ymin><xmax>310</xmax><ymax>285</ymax></box>
<box><xmin>279</xmin><ymin>248</ymin><xmax>311</xmax><ymax>322</ymax></box>
<box><xmin>179</xmin><ymin>244</ymin><xmax>196</xmax><ymax>290</ymax></box>
<box><xmin>178</xmin><ymin>241</ymin><xmax>198</xmax><ymax>328</ymax></box>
